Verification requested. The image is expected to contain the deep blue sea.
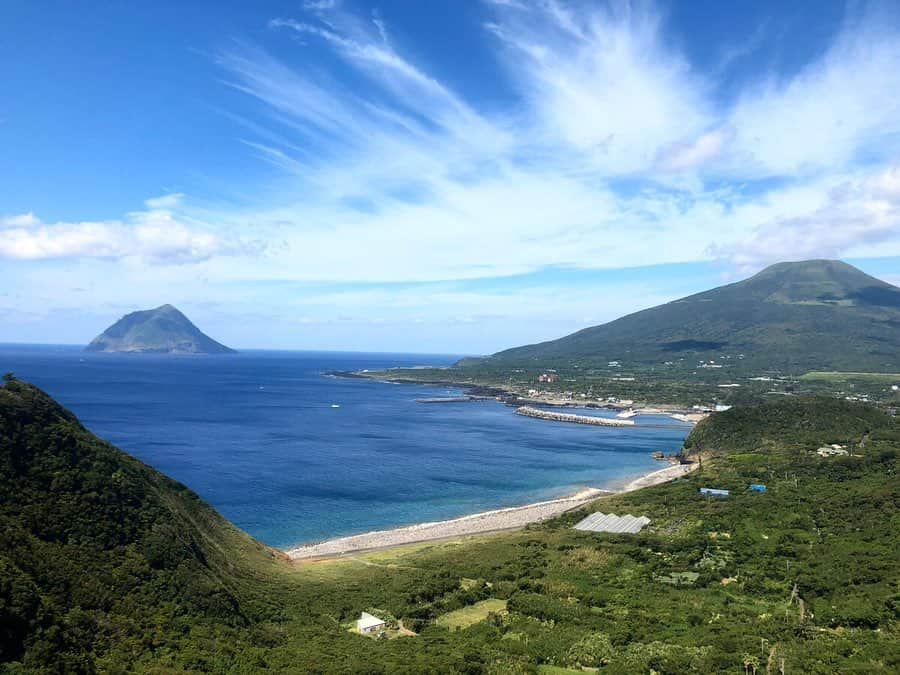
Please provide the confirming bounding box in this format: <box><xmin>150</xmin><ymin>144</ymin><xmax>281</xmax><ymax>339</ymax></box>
<box><xmin>1</xmin><ymin>345</ymin><xmax>690</xmax><ymax>549</ymax></box>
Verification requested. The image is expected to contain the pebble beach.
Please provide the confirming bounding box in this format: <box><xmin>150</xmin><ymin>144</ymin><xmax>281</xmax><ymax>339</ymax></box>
<box><xmin>287</xmin><ymin>462</ymin><xmax>696</xmax><ymax>560</ymax></box>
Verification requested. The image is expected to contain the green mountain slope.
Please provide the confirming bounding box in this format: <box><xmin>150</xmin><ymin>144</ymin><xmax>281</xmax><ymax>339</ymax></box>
<box><xmin>0</xmin><ymin>376</ymin><xmax>278</xmax><ymax>670</ymax></box>
<box><xmin>476</xmin><ymin>260</ymin><xmax>900</xmax><ymax>372</ymax></box>
<box><xmin>85</xmin><ymin>304</ymin><xmax>236</xmax><ymax>354</ymax></box>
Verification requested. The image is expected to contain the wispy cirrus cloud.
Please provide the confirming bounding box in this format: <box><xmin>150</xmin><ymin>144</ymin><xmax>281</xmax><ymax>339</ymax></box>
<box><xmin>725</xmin><ymin>12</ymin><xmax>900</xmax><ymax>178</ymax></box>
<box><xmin>656</xmin><ymin>126</ymin><xmax>735</xmax><ymax>172</ymax></box>
<box><xmin>485</xmin><ymin>0</ymin><xmax>713</xmax><ymax>175</ymax></box>
<box><xmin>207</xmin><ymin>0</ymin><xmax>900</xmax><ymax>282</ymax></box>
<box><xmin>13</xmin><ymin>1</ymin><xmax>900</xmax><ymax>276</ymax></box>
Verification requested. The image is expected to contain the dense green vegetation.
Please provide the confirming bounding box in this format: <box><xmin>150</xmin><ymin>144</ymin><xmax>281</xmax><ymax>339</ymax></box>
<box><xmin>2</xmin><ymin>376</ymin><xmax>899</xmax><ymax>672</ymax></box>
<box><xmin>364</xmin><ymin>359</ymin><xmax>900</xmax><ymax>409</ymax></box>
<box><xmin>0</xmin><ymin>375</ymin><xmax>282</xmax><ymax>671</ymax></box>
<box><xmin>464</xmin><ymin>260</ymin><xmax>900</xmax><ymax>373</ymax></box>
<box><xmin>85</xmin><ymin>304</ymin><xmax>235</xmax><ymax>354</ymax></box>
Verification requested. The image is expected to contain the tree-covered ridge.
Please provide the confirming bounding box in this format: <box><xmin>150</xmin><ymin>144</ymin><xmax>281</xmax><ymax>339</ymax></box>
<box><xmin>0</xmin><ymin>376</ymin><xmax>278</xmax><ymax>671</ymax></box>
<box><xmin>683</xmin><ymin>395</ymin><xmax>894</xmax><ymax>456</ymax></box>
<box><xmin>470</xmin><ymin>260</ymin><xmax>900</xmax><ymax>372</ymax></box>
<box><xmin>1</xmin><ymin>378</ymin><xmax>898</xmax><ymax>672</ymax></box>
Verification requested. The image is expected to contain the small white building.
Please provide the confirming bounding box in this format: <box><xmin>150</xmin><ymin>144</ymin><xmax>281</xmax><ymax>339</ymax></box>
<box><xmin>816</xmin><ymin>444</ymin><xmax>848</xmax><ymax>457</ymax></box>
<box><xmin>357</xmin><ymin>612</ymin><xmax>386</xmax><ymax>634</ymax></box>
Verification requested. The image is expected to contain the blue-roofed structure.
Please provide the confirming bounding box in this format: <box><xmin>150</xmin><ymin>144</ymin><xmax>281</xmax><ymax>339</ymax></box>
<box><xmin>749</xmin><ymin>484</ymin><xmax>766</xmax><ymax>492</ymax></box>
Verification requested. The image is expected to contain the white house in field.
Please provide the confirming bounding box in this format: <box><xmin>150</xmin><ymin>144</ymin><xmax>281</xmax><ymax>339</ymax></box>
<box><xmin>356</xmin><ymin>612</ymin><xmax>386</xmax><ymax>634</ymax></box>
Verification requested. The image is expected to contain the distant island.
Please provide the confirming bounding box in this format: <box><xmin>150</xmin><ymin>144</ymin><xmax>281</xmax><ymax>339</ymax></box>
<box><xmin>85</xmin><ymin>304</ymin><xmax>236</xmax><ymax>354</ymax></box>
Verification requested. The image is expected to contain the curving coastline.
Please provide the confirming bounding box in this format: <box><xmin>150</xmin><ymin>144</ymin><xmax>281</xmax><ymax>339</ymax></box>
<box><xmin>286</xmin><ymin>462</ymin><xmax>696</xmax><ymax>560</ymax></box>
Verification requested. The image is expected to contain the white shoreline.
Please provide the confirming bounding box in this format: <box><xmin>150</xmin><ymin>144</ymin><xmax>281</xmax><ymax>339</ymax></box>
<box><xmin>617</xmin><ymin>462</ymin><xmax>696</xmax><ymax>492</ymax></box>
<box><xmin>286</xmin><ymin>463</ymin><xmax>696</xmax><ymax>560</ymax></box>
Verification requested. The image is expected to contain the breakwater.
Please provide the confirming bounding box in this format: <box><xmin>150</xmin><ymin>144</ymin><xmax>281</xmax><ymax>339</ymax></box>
<box><xmin>515</xmin><ymin>406</ymin><xmax>636</xmax><ymax>427</ymax></box>
<box><xmin>416</xmin><ymin>396</ymin><xmax>492</xmax><ymax>403</ymax></box>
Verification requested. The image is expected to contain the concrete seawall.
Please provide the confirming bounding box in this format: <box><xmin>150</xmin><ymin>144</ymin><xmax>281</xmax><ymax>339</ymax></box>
<box><xmin>514</xmin><ymin>406</ymin><xmax>636</xmax><ymax>427</ymax></box>
<box><xmin>416</xmin><ymin>396</ymin><xmax>493</xmax><ymax>403</ymax></box>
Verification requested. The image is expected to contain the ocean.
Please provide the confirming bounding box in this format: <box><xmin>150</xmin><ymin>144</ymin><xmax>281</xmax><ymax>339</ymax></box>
<box><xmin>1</xmin><ymin>345</ymin><xmax>690</xmax><ymax>549</ymax></box>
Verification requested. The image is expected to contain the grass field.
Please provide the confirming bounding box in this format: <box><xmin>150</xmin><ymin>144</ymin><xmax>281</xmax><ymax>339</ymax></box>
<box><xmin>800</xmin><ymin>371</ymin><xmax>900</xmax><ymax>382</ymax></box>
<box><xmin>435</xmin><ymin>598</ymin><xmax>508</xmax><ymax>630</ymax></box>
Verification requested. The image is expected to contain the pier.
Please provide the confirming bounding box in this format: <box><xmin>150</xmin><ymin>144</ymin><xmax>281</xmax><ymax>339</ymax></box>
<box><xmin>514</xmin><ymin>406</ymin><xmax>636</xmax><ymax>426</ymax></box>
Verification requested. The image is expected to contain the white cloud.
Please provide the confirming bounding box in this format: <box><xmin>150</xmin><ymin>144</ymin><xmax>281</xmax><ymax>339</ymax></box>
<box><xmin>710</xmin><ymin>165</ymin><xmax>900</xmax><ymax>268</ymax></box>
<box><xmin>485</xmin><ymin>0</ymin><xmax>712</xmax><ymax>175</ymax></box>
<box><xmin>866</xmin><ymin>165</ymin><xmax>900</xmax><ymax>200</ymax></box>
<box><xmin>144</xmin><ymin>192</ymin><xmax>185</xmax><ymax>209</ymax></box>
<box><xmin>191</xmin><ymin>2</ymin><xmax>900</xmax><ymax>286</ymax></box>
<box><xmin>484</xmin><ymin>0</ymin><xmax>528</xmax><ymax>9</ymax></box>
<box><xmin>1</xmin><ymin>212</ymin><xmax>40</xmax><ymax>228</ymax></box>
<box><xmin>302</xmin><ymin>0</ymin><xmax>337</xmax><ymax>10</ymax></box>
<box><xmin>726</xmin><ymin>15</ymin><xmax>900</xmax><ymax>178</ymax></box>
<box><xmin>262</xmin><ymin>16</ymin><xmax>508</xmax><ymax>157</ymax></box>
<box><xmin>15</xmin><ymin>2</ymin><xmax>900</xmax><ymax>281</ymax></box>
<box><xmin>0</xmin><ymin>207</ymin><xmax>260</xmax><ymax>264</ymax></box>
<box><xmin>656</xmin><ymin>126</ymin><xmax>735</xmax><ymax>171</ymax></box>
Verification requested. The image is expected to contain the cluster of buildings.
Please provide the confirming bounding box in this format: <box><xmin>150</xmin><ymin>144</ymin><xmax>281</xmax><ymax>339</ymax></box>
<box><xmin>689</xmin><ymin>404</ymin><xmax>732</xmax><ymax>413</ymax></box>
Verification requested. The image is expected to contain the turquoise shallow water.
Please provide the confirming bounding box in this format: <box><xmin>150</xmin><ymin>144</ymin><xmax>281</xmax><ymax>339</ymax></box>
<box><xmin>1</xmin><ymin>346</ymin><xmax>690</xmax><ymax>548</ymax></box>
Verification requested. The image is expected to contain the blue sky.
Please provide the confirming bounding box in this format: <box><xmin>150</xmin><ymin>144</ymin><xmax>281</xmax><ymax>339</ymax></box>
<box><xmin>2</xmin><ymin>0</ymin><xmax>900</xmax><ymax>353</ymax></box>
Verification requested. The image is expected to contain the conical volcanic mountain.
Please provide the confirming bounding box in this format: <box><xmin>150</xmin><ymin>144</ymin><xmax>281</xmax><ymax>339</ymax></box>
<box><xmin>475</xmin><ymin>260</ymin><xmax>900</xmax><ymax>372</ymax></box>
<box><xmin>86</xmin><ymin>304</ymin><xmax>235</xmax><ymax>354</ymax></box>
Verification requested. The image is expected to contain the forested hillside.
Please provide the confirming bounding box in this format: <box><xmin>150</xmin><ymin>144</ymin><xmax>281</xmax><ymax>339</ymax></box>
<box><xmin>2</xmin><ymin>377</ymin><xmax>898</xmax><ymax>672</ymax></box>
<box><xmin>0</xmin><ymin>375</ymin><xmax>279</xmax><ymax>670</ymax></box>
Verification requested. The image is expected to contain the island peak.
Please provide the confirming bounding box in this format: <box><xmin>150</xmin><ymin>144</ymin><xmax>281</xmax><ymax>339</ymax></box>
<box><xmin>86</xmin><ymin>304</ymin><xmax>236</xmax><ymax>354</ymax></box>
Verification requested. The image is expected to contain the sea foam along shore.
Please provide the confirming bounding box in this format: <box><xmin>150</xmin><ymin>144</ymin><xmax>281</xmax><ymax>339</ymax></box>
<box><xmin>286</xmin><ymin>463</ymin><xmax>696</xmax><ymax>560</ymax></box>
